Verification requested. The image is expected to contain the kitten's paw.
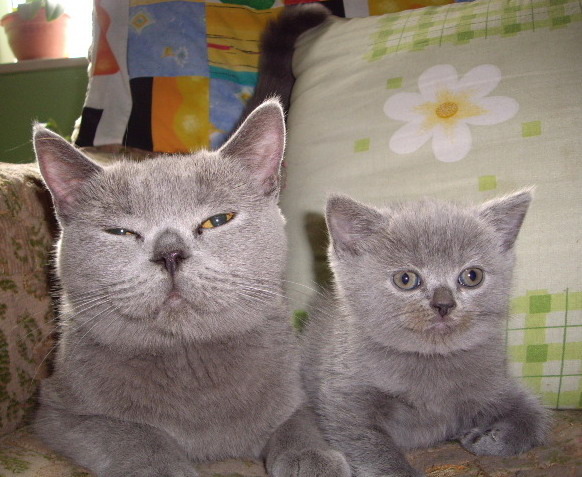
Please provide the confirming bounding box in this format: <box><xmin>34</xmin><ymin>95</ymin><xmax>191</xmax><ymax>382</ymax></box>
<box><xmin>460</xmin><ymin>421</ymin><xmax>544</xmax><ymax>456</ymax></box>
<box><xmin>271</xmin><ymin>448</ymin><xmax>351</xmax><ymax>477</ymax></box>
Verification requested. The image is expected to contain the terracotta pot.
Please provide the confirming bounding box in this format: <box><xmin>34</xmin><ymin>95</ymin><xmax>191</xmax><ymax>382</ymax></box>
<box><xmin>1</xmin><ymin>8</ymin><xmax>69</xmax><ymax>61</ymax></box>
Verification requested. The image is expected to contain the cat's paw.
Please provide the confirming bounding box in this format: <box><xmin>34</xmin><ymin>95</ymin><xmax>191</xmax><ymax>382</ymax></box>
<box><xmin>460</xmin><ymin>421</ymin><xmax>543</xmax><ymax>456</ymax></box>
<box><xmin>271</xmin><ymin>448</ymin><xmax>351</xmax><ymax>477</ymax></box>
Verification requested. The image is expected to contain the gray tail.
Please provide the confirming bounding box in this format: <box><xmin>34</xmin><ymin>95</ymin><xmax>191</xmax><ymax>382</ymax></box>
<box><xmin>238</xmin><ymin>3</ymin><xmax>331</xmax><ymax>123</ymax></box>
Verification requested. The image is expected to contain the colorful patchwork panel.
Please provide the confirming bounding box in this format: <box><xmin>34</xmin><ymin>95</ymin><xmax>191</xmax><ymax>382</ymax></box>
<box><xmin>75</xmin><ymin>0</ymin><xmax>462</xmax><ymax>153</ymax></box>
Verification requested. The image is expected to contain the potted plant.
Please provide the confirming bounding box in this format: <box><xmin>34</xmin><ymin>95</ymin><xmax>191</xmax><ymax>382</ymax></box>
<box><xmin>1</xmin><ymin>0</ymin><xmax>69</xmax><ymax>61</ymax></box>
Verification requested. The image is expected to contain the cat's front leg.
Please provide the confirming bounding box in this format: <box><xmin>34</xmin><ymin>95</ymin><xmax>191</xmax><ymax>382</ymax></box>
<box><xmin>459</xmin><ymin>386</ymin><xmax>551</xmax><ymax>456</ymax></box>
<box><xmin>263</xmin><ymin>406</ymin><xmax>351</xmax><ymax>477</ymax></box>
<box><xmin>35</xmin><ymin>403</ymin><xmax>199</xmax><ymax>477</ymax></box>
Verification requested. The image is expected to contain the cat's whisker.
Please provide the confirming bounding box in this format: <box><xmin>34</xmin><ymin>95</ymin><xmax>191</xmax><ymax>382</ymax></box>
<box><xmin>281</xmin><ymin>279</ymin><xmax>327</xmax><ymax>298</ymax></box>
<box><xmin>29</xmin><ymin>340</ymin><xmax>61</xmax><ymax>386</ymax></box>
<box><xmin>68</xmin><ymin>305</ymin><xmax>116</xmax><ymax>356</ymax></box>
<box><xmin>14</xmin><ymin>293</ymin><xmax>112</xmax><ymax>349</ymax></box>
<box><xmin>29</xmin><ymin>297</ymin><xmax>117</xmax><ymax>386</ymax></box>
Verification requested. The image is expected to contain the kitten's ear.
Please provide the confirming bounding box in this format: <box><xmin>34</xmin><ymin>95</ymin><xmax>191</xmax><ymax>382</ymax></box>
<box><xmin>33</xmin><ymin>124</ymin><xmax>103</xmax><ymax>222</ymax></box>
<box><xmin>478</xmin><ymin>189</ymin><xmax>533</xmax><ymax>252</ymax></box>
<box><xmin>326</xmin><ymin>195</ymin><xmax>385</xmax><ymax>256</ymax></box>
<box><xmin>219</xmin><ymin>98</ymin><xmax>285</xmax><ymax>197</ymax></box>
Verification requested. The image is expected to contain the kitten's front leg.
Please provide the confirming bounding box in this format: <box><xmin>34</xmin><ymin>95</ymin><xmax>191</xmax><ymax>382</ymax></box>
<box><xmin>459</xmin><ymin>386</ymin><xmax>551</xmax><ymax>456</ymax></box>
<box><xmin>328</xmin><ymin>423</ymin><xmax>424</xmax><ymax>477</ymax></box>
<box><xmin>321</xmin><ymin>390</ymin><xmax>424</xmax><ymax>477</ymax></box>
<box><xmin>263</xmin><ymin>406</ymin><xmax>351</xmax><ymax>477</ymax></box>
<box><xmin>35</xmin><ymin>404</ymin><xmax>198</xmax><ymax>477</ymax></box>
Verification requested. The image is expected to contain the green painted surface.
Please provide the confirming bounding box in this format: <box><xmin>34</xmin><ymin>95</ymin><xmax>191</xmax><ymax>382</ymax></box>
<box><xmin>0</xmin><ymin>64</ymin><xmax>88</xmax><ymax>163</ymax></box>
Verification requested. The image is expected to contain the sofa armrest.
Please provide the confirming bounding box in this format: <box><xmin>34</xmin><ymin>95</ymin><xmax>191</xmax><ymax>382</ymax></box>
<box><xmin>0</xmin><ymin>163</ymin><xmax>58</xmax><ymax>437</ymax></box>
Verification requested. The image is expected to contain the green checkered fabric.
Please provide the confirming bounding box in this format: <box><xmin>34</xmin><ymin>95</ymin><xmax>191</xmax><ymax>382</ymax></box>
<box><xmin>508</xmin><ymin>290</ymin><xmax>582</xmax><ymax>408</ymax></box>
<box><xmin>367</xmin><ymin>0</ymin><xmax>582</xmax><ymax>60</ymax></box>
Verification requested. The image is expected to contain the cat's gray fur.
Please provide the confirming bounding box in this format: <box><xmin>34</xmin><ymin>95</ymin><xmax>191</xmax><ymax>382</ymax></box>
<box><xmin>33</xmin><ymin>97</ymin><xmax>349</xmax><ymax>476</ymax></box>
<box><xmin>239</xmin><ymin>3</ymin><xmax>331</xmax><ymax>120</ymax></box>
<box><xmin>302</xmin><ymin>192</ymin><xmax>550</xmax><ymax>477</ymax></box>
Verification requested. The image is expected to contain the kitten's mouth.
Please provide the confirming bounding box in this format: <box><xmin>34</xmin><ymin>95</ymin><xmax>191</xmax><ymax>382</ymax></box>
<box><xmin>427</xmin><ymin>320</ymin><xmax>456</xmax><ymax>334</ymax></box>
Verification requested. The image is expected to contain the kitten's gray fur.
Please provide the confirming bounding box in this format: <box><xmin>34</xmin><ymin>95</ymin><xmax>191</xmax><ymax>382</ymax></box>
<box><xmin>33</xmin><ymin>98</ymin><xmax>349</xmax><ymax>477</ymax></box>
<box><xmin>302</xmin><ymin>192</ymin><xmax>551</xmax><ymax>477</ymax></box>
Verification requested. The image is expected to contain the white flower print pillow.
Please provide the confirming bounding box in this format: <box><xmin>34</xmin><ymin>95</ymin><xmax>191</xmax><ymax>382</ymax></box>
<box><xmin>384</xmin><ymin>64</ymin><xmax>519</xmax><ymax>162</ymax></box>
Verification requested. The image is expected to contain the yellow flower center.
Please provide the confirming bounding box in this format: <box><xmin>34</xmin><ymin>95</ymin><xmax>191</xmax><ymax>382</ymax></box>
<box><xmin>435</xmin><ymin>101</ymin><xmax>459</xmax><ymax>119</ymax></box>
<box><xmin>415</xmin><ymin>89</ymin><xmax>487</xmax><ymax>132</ymax></box>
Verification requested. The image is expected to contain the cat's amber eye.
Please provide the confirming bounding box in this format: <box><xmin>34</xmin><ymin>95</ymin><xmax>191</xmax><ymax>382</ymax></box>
<box><xmin>458</xmin><ymin>268</ymin><xmax>484</xmax><ymax>288</ymax></box>
<box><xmin>393</xmin><ymin>271</ymin><xmax>421</xmax><ymax>291</ymax></box>
<box><xmin>200</xmin><ymin>213</ymin><xmax>235</xmax><ymax>230</ymax></box>
<box><xmin>105</xmin><ymin>228</ymin><xmax>138</xmax><ymax>237</ymax></box>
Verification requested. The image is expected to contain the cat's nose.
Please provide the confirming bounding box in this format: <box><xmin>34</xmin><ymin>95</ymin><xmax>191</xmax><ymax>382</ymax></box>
<box><xmin>430</xmin><ymin>287</ymin><xmax>456</xmax><ymax>317</ymax></box>
<box><xmin>153</xmin><ymin>250</ymin><xmax>187</xmax><ymax>276</ymax></box>
<box><xmin>152</xmin><ymin>229</ymin><xmax>189</xmax><ymax>276</ymax></box>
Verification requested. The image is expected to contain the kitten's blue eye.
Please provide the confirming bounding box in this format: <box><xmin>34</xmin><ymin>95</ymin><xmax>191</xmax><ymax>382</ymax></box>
<box><xmin>105</xmin><ymin>228</ymin><xmax>138</xmax><ymax>237</ymax></box>
<box><xmin>200</xmin><ymin>213</ymin><xmax>235</xmax><ymax>230</ymax></box>
<box><xmin>458</xmin><ymin>268</ymin><xmax>484</xmax><ymax>288</ymax></box>
<box><xmin>393</xmin><ymin>271</ymin><xmax>421</xmax><ymax>291</ymax></box>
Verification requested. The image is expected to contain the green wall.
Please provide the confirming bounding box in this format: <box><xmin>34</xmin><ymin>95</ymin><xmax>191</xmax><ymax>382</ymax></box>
<box><xmin>0</xmin><ymin>64</ymin><xmax>88</xmax><ymax>164</ymax></box>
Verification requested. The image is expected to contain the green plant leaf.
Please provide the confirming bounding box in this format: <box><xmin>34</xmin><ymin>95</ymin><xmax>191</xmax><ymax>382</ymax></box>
<box><xmin>45</xmin><ymin>0</ymin><xmax>64</xmax><ymax>21</ymax></box>
<box><xmin>17</xmin><ymin>2</ymin><xmax>42</xmax><ymax>21</ymax></box>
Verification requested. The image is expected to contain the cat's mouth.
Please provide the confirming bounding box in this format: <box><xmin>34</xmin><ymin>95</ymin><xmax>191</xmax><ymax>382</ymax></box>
<box><xmin>164</xmin><ymin>288</ymin><xmax>187</xmax><ymax>305</ymax></box>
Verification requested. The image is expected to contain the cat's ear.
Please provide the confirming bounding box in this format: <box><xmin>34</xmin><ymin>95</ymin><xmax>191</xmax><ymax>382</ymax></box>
<box><xmin>33</xmin><ymin>124</ymin><xmax>103</xmax><ymax>222</ymax></box>
<box><xmin>219</xmin><ymin>98</ymin><xmax>285</xmax><ymax>197</ymax></box>
<box><xmin>478</xmin><ymin>189</ymin><xmax>533</xmax><ymax>252</ymax></box>
<box><xmin>326</xmin><ymin>195</ymin><xmax>386</xmax><ymax>256</ymax></box>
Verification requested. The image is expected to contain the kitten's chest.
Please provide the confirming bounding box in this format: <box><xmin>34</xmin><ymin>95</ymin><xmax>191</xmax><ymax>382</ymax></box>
<box><xmin>369</xmin><ymin>348</ymin><xmax>503</xmax><ymax>416</ymax></box>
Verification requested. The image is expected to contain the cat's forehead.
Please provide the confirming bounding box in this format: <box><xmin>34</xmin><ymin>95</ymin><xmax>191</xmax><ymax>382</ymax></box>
<box><xmin>96</xmin><ymin>152</ymin><xmax>253</xmax><ymax>214</ymax></box>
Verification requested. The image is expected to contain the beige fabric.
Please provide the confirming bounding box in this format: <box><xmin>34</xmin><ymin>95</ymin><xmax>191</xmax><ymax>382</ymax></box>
<box><xmin>0</xmin><ymin>163</ymin><xmax>57</xmax><ymax>436</ymax></box>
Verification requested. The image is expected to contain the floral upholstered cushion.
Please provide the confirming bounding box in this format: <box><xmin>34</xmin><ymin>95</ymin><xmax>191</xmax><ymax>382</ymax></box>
<box><xmin>0</xmin><ymin>428</ymin><xmax>267</xmax><ymax>477</ymax></box>
<box><xmin>0</xmin><ymin>163</ymin><xmax>57</xmax><ymax>437</ymax></box>
<box><xmin>279</xmin><ymin>0</ymin><xmax>582</xmax><ymax>408</ymax></box>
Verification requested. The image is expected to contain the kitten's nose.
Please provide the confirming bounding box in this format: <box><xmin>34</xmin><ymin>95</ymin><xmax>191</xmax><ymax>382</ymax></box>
<box><xmin>430</xmin><ymin>287</ymin><xmax>456</xmax><ymax>317</ymax></box>
<box><xmin>154</xmin><ymin>250</ymin><xmax>187</xmax><ymax>276</ymax></box>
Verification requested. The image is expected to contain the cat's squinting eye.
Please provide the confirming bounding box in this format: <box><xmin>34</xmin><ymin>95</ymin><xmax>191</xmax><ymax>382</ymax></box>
<box><xmin>199</xmin><ymin>213</ymin><xmax>235</xmax><ymax>230</ymax></box>
<box><xmin>393</xmin><ymin>271</ymin><xmax>421</xmax><ymax>291</ymax></box>
<box><xmin>458</xmin><ymin>268</ymin><xmax>484</xmax><ymax>288</ymax></box>
<box><xmin>105</xmin><ymin>228</ymin><xmax>139</xmax><ymax>237</ymax></box>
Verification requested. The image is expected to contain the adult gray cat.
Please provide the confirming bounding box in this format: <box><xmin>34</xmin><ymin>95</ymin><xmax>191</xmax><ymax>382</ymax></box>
<box><xmin>33</xmin><ymin>98</ymin><xmax>349</xmax><ymax>477</ymax></box>
<box><xmin>302</xmin><ymin>191</ymin><xmax>550</xmax><ymax>477</ymax></box>
<box><xmin>239</xmin><ymin>3</ymin><xmax>331</xmax><ymax>120</ymax></box>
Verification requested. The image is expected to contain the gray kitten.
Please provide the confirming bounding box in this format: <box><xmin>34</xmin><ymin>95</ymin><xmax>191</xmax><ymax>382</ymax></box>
<box><xmin>33</xmin><ymin>99</ymin><xmax>349</xmax><ymax>477</ymax></box>
<box><xmin>302</xmin><ymin>191</ymin><xmax>550</xmax><ymax>477</ymax></box>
